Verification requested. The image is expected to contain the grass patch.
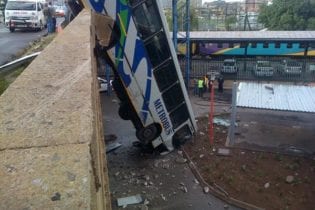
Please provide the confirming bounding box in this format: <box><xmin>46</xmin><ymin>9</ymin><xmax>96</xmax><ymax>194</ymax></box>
<box><xmin>0</xmin><ymin>34</ymin><xmax>55</xmax><ymax>96</ymax></box>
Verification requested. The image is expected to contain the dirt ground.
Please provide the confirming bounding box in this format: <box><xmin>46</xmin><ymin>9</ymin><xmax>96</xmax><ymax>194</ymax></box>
<box><xmin>184</xmin><ymin>116</ymin><xmax>315</xmax><ymax>210</ymax></box>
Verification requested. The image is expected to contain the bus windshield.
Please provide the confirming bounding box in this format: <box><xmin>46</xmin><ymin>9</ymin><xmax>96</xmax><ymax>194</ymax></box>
<box><xmin>87</xmin><ymin>0</ymin><xmax>197</xmax><ymax>152</ymax></box>
<box><xmin>5</xmin><ymin>1</ymin><xmax>36</xmax><ymax>10</ymax></box>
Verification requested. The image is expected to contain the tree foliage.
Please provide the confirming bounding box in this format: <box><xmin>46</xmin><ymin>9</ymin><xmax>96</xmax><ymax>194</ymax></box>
<box><xmin>258</xmin><ymin>0</ymin><xmax>315</xmax><ymax>30</ymax></box>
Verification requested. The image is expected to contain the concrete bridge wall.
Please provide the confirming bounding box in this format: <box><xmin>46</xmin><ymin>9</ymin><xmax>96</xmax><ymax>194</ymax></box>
<box><xmin>0</xmin><ymin>10</ymin><xmax>111</xmax><ymax>210</ymax></box>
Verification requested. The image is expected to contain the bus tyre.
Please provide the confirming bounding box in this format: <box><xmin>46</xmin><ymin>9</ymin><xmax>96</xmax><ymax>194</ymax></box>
<box><xmin>118</xmin><ymin>103</ymin><xmax>130</xmax><ymax>120</ymax></box>
<box><xmin>136</xmin><ymin>123</ymin><xmax>160</xmax><ymax>145</ymax></box>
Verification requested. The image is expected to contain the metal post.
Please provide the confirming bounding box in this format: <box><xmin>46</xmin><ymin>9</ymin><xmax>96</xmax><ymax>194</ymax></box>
<box><xmin>209</xmin><ymin>80</ymin><xmax>215</xmax><ymax>145</ymax></box>
<box><xmin>172</xmin><ymin>0</ymin><xmax>178</xmax><ymax>52</ymax></box>
<box><xmin>185</xmin><ymin>0</ymin><xmax>190</xmax><ymax>89</ymax></box>
<box><xmin>229</xmin><ymin>82</ymin><xmax>237</xmax><ymax>145</ymax></box>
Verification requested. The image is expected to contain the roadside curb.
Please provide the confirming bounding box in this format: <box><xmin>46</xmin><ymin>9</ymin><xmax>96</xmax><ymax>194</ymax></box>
<box><xmin>182</xmin><ymin>148</ymin><xmax>265</xmax><ymax>210</ymax></box>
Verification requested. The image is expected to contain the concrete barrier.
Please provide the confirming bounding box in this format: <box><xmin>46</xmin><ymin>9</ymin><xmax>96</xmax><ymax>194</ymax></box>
<box><xmin>0</xmin><ymin>10</ymin><xmax>111</xmax><ymax>210</ymax></box>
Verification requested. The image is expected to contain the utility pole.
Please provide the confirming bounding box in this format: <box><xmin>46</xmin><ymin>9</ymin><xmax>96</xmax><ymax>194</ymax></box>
<box><xmin>243</xmin><ymin>0</ymin><xmax>252</xmax><ymax>31</ymax></box>
<box><xmin>172</xmin><ymin>0</ymin><xmax>178</xmax><ymax>52</ymax></box>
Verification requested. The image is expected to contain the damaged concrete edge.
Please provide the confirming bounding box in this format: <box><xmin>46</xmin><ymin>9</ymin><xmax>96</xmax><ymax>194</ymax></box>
<box><xmin>90</xmin><ymin>10</ymin><xmax>112</xmax><ymax>210</ymax></box>
<box><xmin>182</xmin><ymin>148</ymin><xmax>265</xmax><ymax>210</ymax></box>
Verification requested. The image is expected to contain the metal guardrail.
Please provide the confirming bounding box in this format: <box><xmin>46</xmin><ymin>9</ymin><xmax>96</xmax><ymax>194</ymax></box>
<box><xmin>0</xmin><ymin>52</ymin><xmax>41</xmax><ymax>72</ymax></box>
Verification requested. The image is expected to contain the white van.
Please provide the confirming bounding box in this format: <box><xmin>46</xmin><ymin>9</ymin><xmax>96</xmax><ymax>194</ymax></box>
<box><xmin>221</xmin><ymin>59</ymin><xmax>238</xmax><ymax>73</ymax></box>
<box><xmin>4</xmin><ymin>0</ymin><xmax>46</xmax><ymax>32</ymax></box>
<box><xmin>254</xmin><ymin>60</ymin><xmax>274</xmax><ymax>77</ymax></box>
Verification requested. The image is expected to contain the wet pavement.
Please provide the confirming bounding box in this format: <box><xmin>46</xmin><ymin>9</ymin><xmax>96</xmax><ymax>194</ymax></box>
<box><xmin>100</xmin><ymin>93</ymin><xmax>242</xmax><ymax>210</ymax></box>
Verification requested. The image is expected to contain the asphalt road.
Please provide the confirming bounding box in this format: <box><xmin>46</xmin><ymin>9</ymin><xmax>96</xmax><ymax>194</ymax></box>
<box><xmin>0</xmin><ymin>23</ymin><xmax>47</xmax><ymax>66</ymax></box>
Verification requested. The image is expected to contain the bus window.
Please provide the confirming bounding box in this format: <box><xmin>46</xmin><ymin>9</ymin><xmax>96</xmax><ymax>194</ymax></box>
<box><xmin>154</xmin><ymin>60</ymin><xmax>178</xmax><ymax>92</ymax></box>
<box><xmin>170</xmin><ymin>104</ymin><xmax>190</xmax><ymax>129</ymax></box>
<box><xmin>145</xmin><ymin>33</ymin><xmax>171</xmax><ymax>67</ymax></box>
<box><xmin>162</xmin><ymin>83</ymin><xmax>185</xmax><ymax>112</ymax></box>
<box><xmin>131</xmin><ymin>0</ymin><xmax>162</xmax><ymax>40</ymax></box>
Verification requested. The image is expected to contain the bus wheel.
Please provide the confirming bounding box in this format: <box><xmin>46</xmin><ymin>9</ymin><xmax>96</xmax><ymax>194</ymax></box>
<box><xmin>136</xmin><ymin>123</ymin><xmax>160</xmax><ymax>145</ymax></box>
<box><xmin>118</xmin><ymin>103</ymin><xmax>130</xmax><ymax>120</ymax></box>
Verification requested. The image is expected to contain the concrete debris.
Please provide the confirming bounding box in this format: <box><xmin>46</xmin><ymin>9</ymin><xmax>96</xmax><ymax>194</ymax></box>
<box><xmin>106</xmin><ymin>142</ymin><xmax>122</xmax><ymax>153</ymax></box>
<box><xmin>203</xmin><ymin>186</ymin><xmax>209</xmax><ymax>193</ymax></box>
<box><xmin>130</xmin><ymin>172</ymin><xmax>136</xmax><ymax>176</ymax></box>
<box><xmin>224</xmin><ymin>204</ymin><xmax>229</xmax><ymax>209</ymax></box>
<box><xmin>149</xmin><ymin>181</ymin><xmax>154</xmax><ymax>186</ymax></box>
<box><xmin>160</xmin><ymin>194</ymin><xmax>166</xmax><ymax>201</ymax></box>
<box><xmin>143</xmin><ymin>175</ymin><xmax>150</xmax><ymax>181</ymax></box>
<box><xmin>217</xmin><ymin>148</ymin><xmax>231</xmax><ymax>156</ymax></box>
<box><xmin>213</xmin><ymin>117</ymin><xmax>236</xmax><ymax>127</ymax></box>
<box><xmin>143</xmin><ymin>199</ymin><xmax>149</xmax><ymax>205</ymax></box>
<box><xmin>264</xmin><ymin>182</ymin><xmax>270</xmax><ymax>189</ymax></box>
<box><xmin>199</xmin><ymin>132</ymin><xmax>205</xmax><ymax>136</ymax></box>
<box><xmin>286</xmin><ymin>175</ymin><xmax>295</xmax><ymax>184</ymax></box>
<box><xmin>175</xmin><ymin>157</ymin><xmax>187</xmax><ymax>164</ymax></box>
<box><xmin>199</xmin><ymin>154</ymin><xmax>204</xmax><ymax>158</ymax></box>
<box><xmin>180</xmin><ymin>182</ymin><xmax>185</xmax><ymax>186</ymax></box>
<box><xmin>180</xmin><ymin>186</ymin><xmax>188</xmax><ymax>193</ymax></box>
<box><xmin>112</xmin><ymin>99</ymin><xmax>118</xmax><ymax>103</ymax></box>
<box><xmin>194</xmin><ymin>179</ymin><xmax>200</xmax><ymax>184</ymax></box>
<box><xmin>144</xmin><ymin>182</ymin><xmax>148</xmax><ymax>186</ymax></box>
<box><xmin>117</xmin><ymin>194</ymin><xmax>143</xmax><ymax>207</ymax></box>
<box><xmin>160</xmin><ymin>151</ymin><xmax>170</xmax><ymax>156</ymax></box>
<box><xmin>177</xmin><ymin>150</ymin><xmax>183</xmax><ymax>156</ymax></box>
<box><xmin>115</xmin><ymin>172</ymin><xmax>120</xmax><ymax>177</ymax></box>
<box><xmin>241</xmin><ymin>151</ymin><xmax>245</xmax><ymax>155</ymax></box>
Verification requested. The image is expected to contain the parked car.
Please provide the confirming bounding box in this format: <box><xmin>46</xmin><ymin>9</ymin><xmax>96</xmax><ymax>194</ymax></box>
<box><xmin>280</xmin><ymin>60</ymin><xmax>302</xmax><ymax>76</ymax></box>
<box><xmin>53</xmin><ymin>3</ymin><xmax>67</xmax><ymax>17</ymax></box>
<box><xmin>221</xmin><ymin>59</ymin><xmax>238</xmax><ymax>74</ymax></box>
<box><xmin>254</xmin><ymin>60</ymin><xmax>274</xmax><ymax>77</ymax></box>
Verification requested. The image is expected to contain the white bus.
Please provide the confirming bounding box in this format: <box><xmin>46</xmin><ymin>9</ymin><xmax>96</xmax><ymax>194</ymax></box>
<box><xmin>88</xmin><ymin>0</ymin><xmax>197</xmax><ymax>152</ymax></box>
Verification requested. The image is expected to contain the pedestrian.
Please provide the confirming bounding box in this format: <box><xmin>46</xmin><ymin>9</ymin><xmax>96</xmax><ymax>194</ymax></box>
<box><xmin>217</xmin><ymin>75</ymin><xmax>224</xmax><ymax>93</ymax></box>
<box><xmin>198</xmin><ymin>77</ymin><xmax>204</xmax><ymax>98</ymax></box>
<box><xmin>203</xmin><ymin>75</ymin><xmax>209</xmax><ymax>93</ymax></box>
<box><xmin>43</xmin><ymin>3</ymin><xmax>50</xmax><ymax>35</ymax></box>
<box><xmin>47</xmin><ymin>2</ymin><xmax>56</xmax><ymax>33</ymax></box>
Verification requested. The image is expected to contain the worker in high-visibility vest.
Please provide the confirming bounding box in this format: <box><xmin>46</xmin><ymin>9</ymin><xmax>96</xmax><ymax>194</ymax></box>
<box><xmin>198</xmin><ymin>77</ymin><xmax>204</xmax><ymax>98</ymax></box>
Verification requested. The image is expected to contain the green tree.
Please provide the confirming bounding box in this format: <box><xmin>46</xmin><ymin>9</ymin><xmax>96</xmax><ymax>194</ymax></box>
<box><xmin>225</xmin><ymin>15</ymin><xmax>237</xmax><ymax>30</ymax></box>
<box><xmin>258</xmin><ymin>0</ymin><xmax>315</xmax><ymax>30</ymax></box>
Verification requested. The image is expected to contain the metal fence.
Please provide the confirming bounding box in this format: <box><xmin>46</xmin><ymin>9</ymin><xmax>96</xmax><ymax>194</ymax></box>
<box><xmin>179</xmin><ymin>57</ymin><xmax>315</xmax><ymax>84</ymax></box>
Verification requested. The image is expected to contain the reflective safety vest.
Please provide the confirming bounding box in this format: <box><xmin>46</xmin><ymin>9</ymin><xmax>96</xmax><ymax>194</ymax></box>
<box><xmin>198</xmin><ymin>79</ymin><xmax>204</xmax><ymax>88</ymax></box>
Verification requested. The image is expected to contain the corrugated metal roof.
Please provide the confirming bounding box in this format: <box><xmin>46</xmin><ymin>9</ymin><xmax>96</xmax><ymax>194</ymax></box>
<box><xmin>236</xmin><ymin>82</ymin><xmax>315</xmax><ymax>113</ymax></box>
<box><xmin>175</xmin><ymin>31</ymin><xmax>315</xmax><ymax>42</ymax></box>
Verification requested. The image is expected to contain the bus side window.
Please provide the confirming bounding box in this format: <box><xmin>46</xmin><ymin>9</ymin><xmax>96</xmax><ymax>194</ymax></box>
<box><xmin>131</xmin><ymin>0</ymin><xmax>162</xmax><ymax>40</ymax></box>
<box><xmin>170</xmin><ymin>104</ymin><xmax>190</xmax><ymax>129</ymax></box>
<box><xmin>154</xmin><ymin>61</ymin><xmax>179</xmax><ymax>92</ymax></box>
<box><xmin>144</xmin><ymin>33</ymin><xmax>171</xmax><ymax>67</ymax></box>
<box><xmin>162</xmin><ymin>83</ymin><xmax>185</xmax><ymax>112</ymax></box>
